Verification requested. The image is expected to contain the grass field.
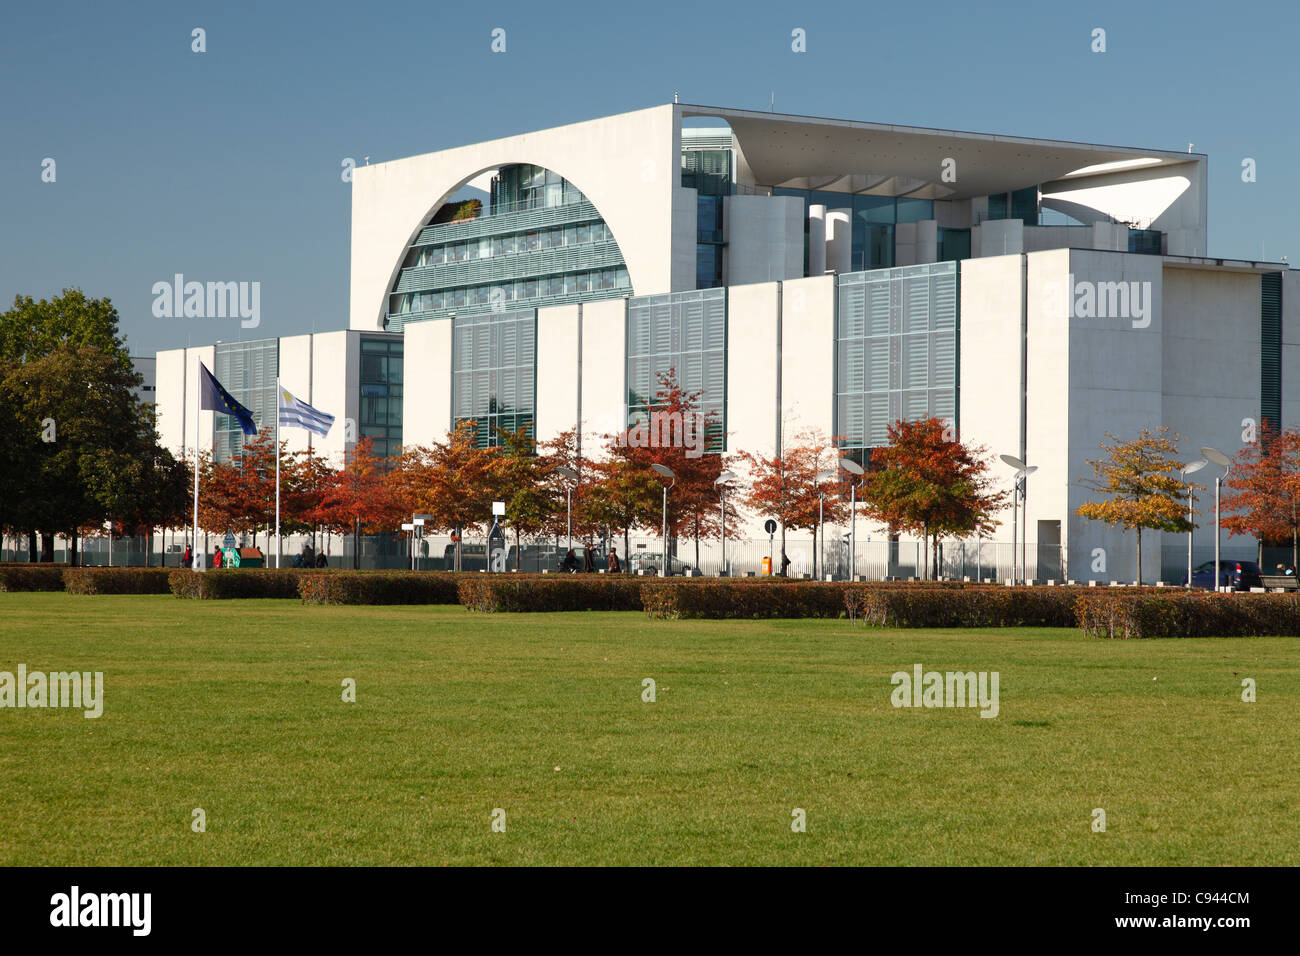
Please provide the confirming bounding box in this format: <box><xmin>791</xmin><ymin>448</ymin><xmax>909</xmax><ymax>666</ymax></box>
<box><xmin>1</xmin><ymin>592</ymin><xmax>1297</xmax><ymax>866</ymax></box>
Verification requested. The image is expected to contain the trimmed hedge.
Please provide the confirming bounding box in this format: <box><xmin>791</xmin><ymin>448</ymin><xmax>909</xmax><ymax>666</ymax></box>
<box><xmin>642</xmin><ymin>580</ymin><xmax>852</xmax><ymax>619</ymax></box>
<box><xmin>846</xmin><ymin>586</ymin><xmax>1079</xmax><ymax>628</ymax></box>
<box><xmin>168</xmin><ymin>569</ymin><xmax>307</xmax><ymax>599</ymax></box>
<box><xmin>0</xmin><ymin>565</ymin><xmax>65</xmax><ymax>592</ymax></box>
<box><xmin>63</xmin><ymin>567</ymin><xmax>173</xmax><ymax>595</ymax></box>
<box><xmin>299</xmin><ymin>571</ymin><xmax>461</xmax><ymax>605</ymax></box>
<box><xmin>1076</xmin><ymin>591</ymin><xmax>1300</xmax><ymax>639</ymax></box>
<box><xmin>458</xmin><ymin>575</ymin><xmax>645</xmax><ymax>612</ymax></box>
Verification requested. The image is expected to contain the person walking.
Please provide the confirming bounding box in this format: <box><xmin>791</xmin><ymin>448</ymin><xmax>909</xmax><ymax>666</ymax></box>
<box><xmin>212</xmin><ymin>547</ymin><xmax>223</xmax><ymax>569</ymax></box>
<box><xmin>560</xmin><ymin>548</ymin><xmax>580</xmax><ymax>573</ymax></box>
<box><xmin>608</xmin><ymin>547</ymin><xmax>621</xmax><ymax>573</ymax></box>
<box><xmin>316</xmin><ymin>551</ymin><xmax>328</xmax><ymax>569</ymax></box>
<box><xmin>583</xmin><ymin>546</ymin><xmax>596</xmax><ymax>574</ymax></box>
<box><xmin>183</xmin><ymin>544</ymin><xmax>192</xmax><ymax>569</ymax></box>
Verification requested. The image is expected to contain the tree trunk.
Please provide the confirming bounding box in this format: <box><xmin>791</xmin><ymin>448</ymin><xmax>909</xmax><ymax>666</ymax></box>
<box><xmin>40</xmin><ymin>532</ymin><xmax>54</xmax><ymax>562</ymax></box>
<box><xmin>1136</xmin><ymin>527</ymin><xmax>1143</xmax><ymax>585</ymax></box>
<box><xmin>694</xmin><ymin>514</ymin><xmax>700</xmax><ymax>573</ymax></box>
<box><xmin>146</xmin><ymin>530</ymin><xmax>153</xmax><ymax>567</ymax></box>
<box><xmin>624</xmin><ymin>525</ymin><xmax>630</xmax><ymax>574</ymax></box>
<box><xmin>515</xmin><ymin>527</ymin><xmax>521</xmax><ymax>572</ymax></box>
<box><xmin>70</xmin><ymin>532</ymin><xmax>77</xmax><ymax>567</ymax></box>
<box><xmin>27</xmin><ymin>530</ymin><xmax>37</xmax><ymax>562</ymax></box>
<box><xmin>353</xmin><ymin>516</ymin><xmax>360</xmax><ymax>570</ymax></box>
<box><xmin>922</xmin><ymin>526</ymin><xmax>929</xmax><ymax>580</ymax></box>
<box><xmin>780</xmin><ymin>522</ymin><xmax>787</xmax><ymax>577</ymax></box>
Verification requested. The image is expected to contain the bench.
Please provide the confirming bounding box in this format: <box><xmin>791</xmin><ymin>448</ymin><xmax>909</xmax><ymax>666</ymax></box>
<box><xmin>1259</xmin><ymin>575</ymin><xmax>1299</xmax><ymax>592</ymax></box>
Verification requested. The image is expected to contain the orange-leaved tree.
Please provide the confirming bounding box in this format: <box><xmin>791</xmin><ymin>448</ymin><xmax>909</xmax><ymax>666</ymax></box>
<box><xmin>862</xmin><ymin>417</ymin><xmax>1005</xmax><ymax>580</ymax></box>
<box><xmin>739</xmin><ymin>427</ymin><xmax>844</xmax><ymax>575</ymax></box>
<box><xmin>1221</xmin><ymin>424</ymin><xmax>1300</xmax><ymax>569</ymax></box>
<box><xmin>394</xmin><ymin>422</ymin><xmax>499</xmax><ymax>570</ymax></box>
<box><xmin>1075</xmin><ymin>426</ymin><xmax>1194</xmax><ymax>584</ymax></box>
<box><xmin>317</xmin><ymin>437</ymin><xmax>404</xmax><ymax>569</ymax></box>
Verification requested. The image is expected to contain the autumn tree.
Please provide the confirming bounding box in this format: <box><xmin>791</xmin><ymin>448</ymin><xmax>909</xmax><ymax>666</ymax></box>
<box><xmin>739</xmin><ymin>428</ymin><xmax>844</xmax><ymax>575</ymax></box>
<box><xmin>492</xmin><ymin>426</ymin><xmax>561</xmax><ymax>570</ymax></box>
<box><xmin>581</xmin><ymin>440</ymin><xmax>665</xmax><ymax>568</ymax></box>
<box><xmin>613</xmin><ymin>368</ymin><xmax>728</xmax><ymax>569</ymax></box>
<box><xmin>1221</xmin><ymin>425</ymin><xmax>1300</xmax><ymax>569</ymax></box>
<box><xmin>862</xmin><ymin>418</ymin><xmax>1005</xmax><ymax>579</ymax></box>
<box><xmin>1076</xmin><ymin>426</ymin><xmax>1194</xmax><ymax>584</ymax></box>
<box><xmin>317</xmin><ymin>437</ymin><xmax>404</xmax><ymax>569</ymax></box>
<box><xmin>395</xmin><ymin>423</ymin><xmax>499</xmax><ymax>570</ymax></box>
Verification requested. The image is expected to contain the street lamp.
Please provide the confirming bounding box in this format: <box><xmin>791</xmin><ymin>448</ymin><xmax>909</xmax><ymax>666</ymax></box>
<box><xmin>715</xmin><ymin>470</ymin><xmax>735</xmax><ymax>577</ymax></box>
<box><xmin>1182</xmin><ymin>459</ymin><xmax>1208</xmax><ymax>588</ymax></box>
<box><xmin>555</xmin><ymin>465</ymin><xmax>579</xmax><ymax>552</ymax></box>
<box><xmin>652</xmin><ymin>463</ymin><xmax>676</xmax><ymax>576</ymax></box>
<box><xmin>839</xmin><ymin>458</ymin><xmax>865</xmax><ymax>580</ymax></box>
<box><xmin>816</xmin><ymin>469</ymin><xmax>836</xmax><ymax>580</ymax></box>
<box><xmin>401</xmin><ymin>522</ymin><xmax>414</xmax><ymax>570</ymax></box>
<box><xmin>999</xmin><ymin>455</ymin><xmax>1037</xmax><ymax>585</ymax></box>
<box><xmin>1202</xmin><ymin>446</ymin><xmax>1232</xmax><ymax>591</ymax></box>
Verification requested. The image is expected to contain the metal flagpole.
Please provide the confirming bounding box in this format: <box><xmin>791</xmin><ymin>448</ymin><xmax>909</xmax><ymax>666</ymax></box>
<box><xmin>275</xmin><ymin>377</ymin><xmax>281</xmax><ymax>569</ymax></box>
<box><xmin>192</xmin><ymin>364</ymin><xmax>200</xmax><ymax>570</ymax></box>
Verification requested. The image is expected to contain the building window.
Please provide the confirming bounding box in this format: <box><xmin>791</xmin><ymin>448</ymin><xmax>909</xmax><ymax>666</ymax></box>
<box><xmin>360</xmin><ymin>337</ymin><xmax>403</xmax><ymax>458</ymax></box>
<box><xmin>835</xmin><ymin>262</ymin><xmax>958</xmax><ymax>452</ymax></box>
<box><xmin>626</xmin><ymin>288</ymin><xmax>726</xmax><ymax>452</ymax></box>
<box><xmin>213</xmin><ymin>339</ymin><xmax>278</xmax><ymax>463</ymax></box>
<box><xmin>452</xmin><ymin>309</ymin><xmax>536</xmax><ymax>449</ymax></box>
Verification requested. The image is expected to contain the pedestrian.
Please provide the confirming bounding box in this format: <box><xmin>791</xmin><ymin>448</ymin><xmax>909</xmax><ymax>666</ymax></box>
<box><xmin>608</xmin><ymin>547</ymin><xmax>621</xmax><ymax>573</ymax></box>
<box><xmin>213</xmin><ymin>547</ymin><xmax>223</xmax><ymax>569</ymax></box>
<box><xmin>183</xmin><ymin>544</ymin><xmax>192</xmax><ymax>569</ymax></box>
<box><xmin>583</xmin><ymin>545</ymin><xmax>595</xmax><ymax>574</ymax></box>
<box><xmin>560</xmin><ymin>549</ymin><xmax>579</xmax><ymax>573</ymax></box>
<box><xmin>316</xmin><ymin>551</ymin><xmax>328</xmax><ymax>569</ymax></box>
<box><xmin>292</xmin><ymin>552</ymin><xmax>303</xmax><ymax>569</ymax></box>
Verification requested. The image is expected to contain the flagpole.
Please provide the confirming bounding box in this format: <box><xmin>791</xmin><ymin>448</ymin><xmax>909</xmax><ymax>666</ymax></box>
<box><xmin>192</xmin><ymin>362</ymin><xmax>200</xmax><ymax>570</ymax></box>
<box><xmin>275</xmin><ymin>376</ymin><xmax>281</xmax><ymax>569</ymax></box>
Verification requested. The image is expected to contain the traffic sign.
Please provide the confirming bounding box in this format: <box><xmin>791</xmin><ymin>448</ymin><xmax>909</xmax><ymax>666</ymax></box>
<box><xmin>764</xmin><ymin>519</ymin><xmax>777</xmax><ymax>535</ymax></box>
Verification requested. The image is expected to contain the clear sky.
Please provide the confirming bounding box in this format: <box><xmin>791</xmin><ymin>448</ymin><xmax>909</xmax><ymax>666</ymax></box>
<box><xmin>2</xmin><ymin>0</ymin><xmax>1297</xmax><ymax>357</ymax></box>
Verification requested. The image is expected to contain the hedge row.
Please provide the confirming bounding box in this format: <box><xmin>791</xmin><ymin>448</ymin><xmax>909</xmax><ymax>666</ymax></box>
<box><xmin>458</xmin><ymin>575</ymin><xmax>645</xmax><ymax>612</ymax></box>
<box><xmin>0</xmin><ymin>565</ymin><xmax>65</xmax><ymax>592</ymax></box>
<box><xmin>299</xmin><ymin>571</ymin><xmax>461</xmax><ymax>605</ymax></box>
<box><xmin>846</xmin><ymin>586</ymin><xmax>1079</xmax><ymax>628</ymax></box>
<box><xmin>1076</xmin><ymin>592</ymin><xmax>1300</xmax><ymax>639</ymax></box>
<box><xmin>643</xmin><ymin>581</ymin><xmax>854</xmax><ymax>619</ymax></box>
<box><xmin>63</xmin><ymin>567</ymin><xmax>174</xmax><ymax>594</ymax></box>
<box><xmin>167</xmin><ymin>569</ymin><xmax>307</xmax><ymax>600</ymax></box>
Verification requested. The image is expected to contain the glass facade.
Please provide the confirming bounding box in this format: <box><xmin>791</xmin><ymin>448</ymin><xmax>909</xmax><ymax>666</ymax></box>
<box><xmin>773</xmin><ymin>190</ymin><xmax>936</xmax><ymax>273</ymax></box>
<box><xmin>359</xmin><ymin>336</ymin><xmax>403</xmax><ymax>458</ymax></box>
<box><xmin>388</xmin><ymin>164</ymin><xmax>629</xmax><ymax>331</ymax></box>
<box><xmin>626</xmin><ymin>288</ymin><xmax>727</xmax><ymax>452</ymax></box>
<box><xmin>682</xmin><ymin>147</ymin><xmax>731</xmax><ymax>288</ymax></box>
<box><xmin>213</xmin><ymin>339</ymin><xmax>278</xmax><ymax>463</ymax></box>
<box><xmin>452</xmin><ymin>309</ymin><xmax>536</xmax><ymax>449</ymax></box>
<box><xmin>835</xmin><ymin>262</ymin><xmax>958</xmax><ymax>452</ymax></box>
<box><xmin>984</xmin><ymin>186</ymin><xmax>1039</xmax><ymax>226</ymax></box>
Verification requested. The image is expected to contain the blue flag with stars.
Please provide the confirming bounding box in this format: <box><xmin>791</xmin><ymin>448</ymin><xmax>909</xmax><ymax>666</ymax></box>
<box><xmin>198</xmin><ymin>362</ymin><xmax>258</xmax><ymax>437</ymax></box>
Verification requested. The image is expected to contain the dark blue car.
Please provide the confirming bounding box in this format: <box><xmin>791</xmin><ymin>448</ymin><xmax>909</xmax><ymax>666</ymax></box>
<box><xmin>1186</xmin><ymin>560</ymin><xmax>1263</xmax><ymax>591</ymax></box>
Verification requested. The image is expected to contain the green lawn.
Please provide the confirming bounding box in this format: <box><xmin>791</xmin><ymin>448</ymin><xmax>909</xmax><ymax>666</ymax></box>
<box><xmin>1</xmin><ymin>593</ymin><xmax>1297</xmax><ymax>866</ymax></box>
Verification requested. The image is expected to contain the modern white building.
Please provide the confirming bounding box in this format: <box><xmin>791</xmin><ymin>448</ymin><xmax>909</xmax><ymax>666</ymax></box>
<box><xmin>155</xmin><ymin>103</ymin><xmax>1298</xmax><ymax>580</ymax></box>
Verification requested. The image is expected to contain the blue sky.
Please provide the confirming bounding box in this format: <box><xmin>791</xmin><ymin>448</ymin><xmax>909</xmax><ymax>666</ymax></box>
<box><xmin>2</xmin><ymin>0</ymin><xmax>1296</xmax><ymax>356</ymax></box>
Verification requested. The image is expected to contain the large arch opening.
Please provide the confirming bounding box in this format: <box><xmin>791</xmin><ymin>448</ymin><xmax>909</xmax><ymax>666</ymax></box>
<box><xmin>383</xmin><ymin>163</ymin><xmax>632</xmax><ymax>333</ymax></box>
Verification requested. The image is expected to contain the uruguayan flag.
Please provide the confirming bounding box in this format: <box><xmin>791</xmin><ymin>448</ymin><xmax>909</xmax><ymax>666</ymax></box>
<box><xmin>277</xmin><ymin>385</ymin><xmax>335</xmax><ymax>438</ymax></box>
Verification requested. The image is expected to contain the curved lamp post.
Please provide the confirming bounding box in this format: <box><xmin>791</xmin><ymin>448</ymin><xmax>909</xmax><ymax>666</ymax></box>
<box><xmin>1182</xmin><ymin>458</ymin><xmax>1208</xmax><ymax>588</ymax></box>
<box><xmin>715</xmin><ymin>469</ymin><xmax>735</xmax><ymax>577</ymax></box>
<box><xmin>839</xmin><ymin>458</ymin><xmax>865</xmax><ymax>580</ymax></box>
<box><xmin>1000</xmin><ymin>454</ymin><xmax>1037</xmax><ymax>585</ymax></box>
<box><xmin>1201</xmin><ymin>446</ymin><xmax>1232</xmax><ymax>591</ymax></box>
<box><xmin>652</xmin><ymin>463</ymin><xmax>676</xmax><ymax>577</ymax></box>
<box><xmin>555</xmin><ymin>465</ymin><xmax>580</xmax><ymax>552</ymax></box>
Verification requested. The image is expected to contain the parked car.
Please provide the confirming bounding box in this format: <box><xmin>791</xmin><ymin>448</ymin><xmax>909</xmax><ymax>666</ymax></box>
<box><xmin>629</xmin><ymin>552</ymin><xmax>698</xmax><ymax>576</ymax></box>
<box><xmin>1187</xmin><ymin>559</ymin><xmax>1263</xmax><ymax>591</ymax></box>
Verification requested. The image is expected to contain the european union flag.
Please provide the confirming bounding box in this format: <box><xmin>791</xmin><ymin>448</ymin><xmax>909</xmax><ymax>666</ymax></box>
<box><xmin>199</xmin><ymin>362</ymin><xmax>258</xmax><ymax>437</ymax></box>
